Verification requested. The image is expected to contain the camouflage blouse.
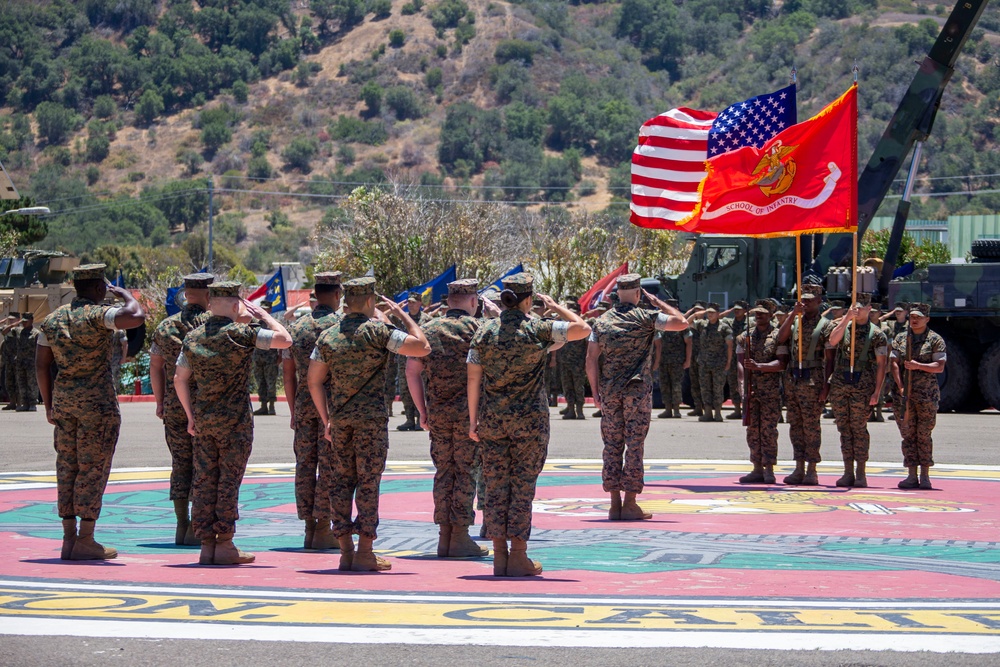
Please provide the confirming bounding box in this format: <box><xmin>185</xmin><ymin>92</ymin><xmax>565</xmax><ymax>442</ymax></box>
<box><xmin>891</xmin><ymin>329</ymin><xmax>946</xmax><ymax>396</ymax></box>
<box><xmin>311</xmin><ymin>312</ymin><xmax>406</xmax><ymax>423</ymax></box>
<box><xmin>285</xmin><ymin>304</ymin><xmax>340</xmax><ymax>422</ymax></box>
<box><xmin>828</xmin><ymin>321</ymin><xmax>887</xmax><ymax>390</ymax></box>
<box><xmin>694</xmin><ymin>319</ymin><xmax>734</xmax><ymax>370</ymax></box>
<box><xmin>468</xmin><ymin>308</ymin><xmax>567</xmax><ymax>417</ymax></box>
<box><xmin>151</xmin><ymin>304</ymin><xmax>210</xmax><ymax>416</ymax></box>
<box><xmin>590</xmin><ymin>303</ymin><xmax>670</xmax><ymax>395</ymax></box>
<box><xmin>420</xmin><ymin>309</ymin><xmax>480</xmax><ymax>418</ymax></box>
<box><xmin>658</xmin><ymin>328</ymin><xmax>692</xmax><ymax>366</ymax></box>
<box><xmin>39</xmin><ymin>298</ymin><xmax>122</xmax><ymax>417</ymax></box>
<box><xmin>178</xmin><ymin>316</ymin><xmax>272</xmax><ymax>426</ymax></box>
<box><xmin>736</xmin><ymin>324</ymin><xmax>787</xmax><ymax>394</ymax></box>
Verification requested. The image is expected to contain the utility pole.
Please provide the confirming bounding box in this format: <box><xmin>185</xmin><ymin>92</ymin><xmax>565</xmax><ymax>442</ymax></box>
<box><xmin>207</xmin><ymin>176</ymin><xmax>214</xmax><ymax>273</ymax></box>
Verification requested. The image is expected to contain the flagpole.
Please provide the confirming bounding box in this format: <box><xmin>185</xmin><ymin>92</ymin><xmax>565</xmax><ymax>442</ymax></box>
<box><xmin>796</xmin><ymin>232</ymin><xmax>803</xmax><ymax>371</ymax></box>
<box><xmin>850</xmin><ymin>229</ymin><xmax>858</xmax><ymax>374</ymax></box>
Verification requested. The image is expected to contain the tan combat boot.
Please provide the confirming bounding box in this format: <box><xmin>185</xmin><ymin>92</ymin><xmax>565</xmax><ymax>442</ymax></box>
<box><xmin>762</xmin><ymin>464</ymin><xmax>776</xmax><ymax>485</ymax></box>
<box><xmin>70</xmin><ymin>519</ymin><xmax>117</xmax><ymax>560</ymax></box>
<box><xmin>60</xmin><ymin>518</ymin><xmax>77</xmax><ymax>560</ymax></box>
<box><xmin>835</xmin><ymin>459</ymin><xmax>856</xmax><ymax>488</ymax></box>
<box><xmin>173</xmin><ymin>498</ymin><xmax>198</xmax><ymax>546</ymax></box>
<box><xmin>620</xmin><ymin>492</ymin><xmax>652</xmax><ymax>520</ymax></box>
<box><xmin>199</xmin><ymin>535</ymin><xmax>216</xmax><ymax>565</ymax></box>
<box><xmin>608</xmin><ymin>491</ymin><xmax>622</xmax><ymax>520</ymax></box>
<box><xmin>714</xmin><ymin>408</ymin><xmax>723</xmax><ymax>422</ymax></box>
<box><xmin>303</xmin><ymin>518</ymin><xmax>317</xmax><ymax>550</ymax></box>
<box><xmin>492</xmin><ymin>539</ymin><xmax>509</xmax><ymax>576</ymax></box>
<box><xmin>919</xmin><ymin>465</ymin><xmax>932</xmax><ymax>490</ymax></box>
<box><xmin>898</xmin><ymin>466</ymin><xmax>919</xmax><ymax>489</ymax></box>
<box><xmin>854</xmin><ymin>461</ymin><xmax>868</xmax><ymax>488</ymax></box>
<box><xmin>351</xmin><ymin>536</ymin><xmax>391</xmax><ymax>571</ymax></box>
<box><xmin>739</xmin><ymin>463</ymin><xmax>765</xmax><ymax>484</ymax></box>
<box><xmin>783</xmin><ymin>461</ymin><xmax>806</xmax><ymax>485</ymax></box>
<box><xmin>506</xmin><ymin>537</ymin><xmax>542</xmax><ymax>577</ymax></box>
<box><xmin>213</xmin><ymin>532</ymin><xmax>255</xmax><ymax>565</ymax></box>
<box><xmin>312</xmin><ymin>520</ymin><xmax>340</xmax><ymax>551</ymax></box>
<box><xmin>802</xmin><ymin>462</ymin><xmax>819</xmax><ymax>486</ymax></box>
<box><xmin>448</xmin><ymin>525</ymin><xmax>488</xmax><ymax>558</ymax></box>
<box><xmin>437</xmin><ymin>524</ymin><xmax>452</xmax><ymax>557</ymax></box>
<box><xmin>337</xmin><ymin>535</ymin><xmax>355</xmax><ymax>571</ymax></box>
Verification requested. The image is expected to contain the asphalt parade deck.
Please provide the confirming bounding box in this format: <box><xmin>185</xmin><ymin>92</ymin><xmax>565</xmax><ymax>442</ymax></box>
<box><xmin>1</xmin><ymin>460</ymin><xmax>999</xmax><ymax>652</ymax></box>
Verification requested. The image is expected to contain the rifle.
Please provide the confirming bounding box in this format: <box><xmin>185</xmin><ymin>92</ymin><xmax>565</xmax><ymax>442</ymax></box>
<box><xmin>902</xmin><ymin>330</ymin><xmax>912</xmax><ymax>423</ymax></box>
<box><xmin>742</xmin><ymin>332</ymin><xmax>753</xmax><ymax>427</ymax></box>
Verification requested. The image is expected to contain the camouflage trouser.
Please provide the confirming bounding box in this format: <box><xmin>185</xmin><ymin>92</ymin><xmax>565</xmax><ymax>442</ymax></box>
<box><xmin>429</xmin><ymin>415</ymin><xmax>479</xmax><ymax>527</ymax></box>
<box><xmin>472</xmin><ymin>447</ymin><xmax>485</xmax><ymax>511</ymax></box>
<box><xmin>785</xmin><ymin>376</ymin><xmax>823</xmax><ymax>463</ymax></box>
<box><xmin>16</xmin><ymin>363</ymin><xmax>37</xmax><ymax>407</ymax></box>
<box><xmin>830</xmin><ymin>383</ymin><xmax>872</xmax><ymax>463</ymax></box>
<box><xmin>600</xmin><ymin>382</ymin><xmax>651</xmax><ymax>493</ymax></box>
<box><xmin>293</xmin><ymin>414</ymin><xmax>333</xmax><ymax>521</ymax></box>
<box><xmin>397</xmin><ymin>355</ymin><xmax>417</xmax><ymax>420</ymax></box>
<box><xmin>164</xmin><ymin>412</ymin><xmax>195</xmax><ymax>500</ymax></box>
<box><xmin>3</xmin><ymin>363</ymin><xmax>15</xmax><ymax>403</ymax></box>
<box><xmin>479</xmin><ymin>410</ymin><xmax>548</xmax><ymax>542</ymax></box>
<box><xmin>745</xmin><ymin>390</ymin><xmax>781</xmax><ymax>465</ymax></box>
<box><xmin>53</xmin><ymin>412</ymin><xmax>121</xmax><ymax>520</ymax></box>
<box><xmin>699</xmin><ymin>365</ymin><xmax>727</xmax><ymax>413</ymax></box>
<box><xmin>191</xmin><ymin>425</ymin><xmax>252</xmax><ymax>539</ymax></box>
<box><xmin>658</xmin><ymin>362</ymin><xmax>683</xmax><ymax>412</ymax></box>
<box><xmin>254</xmin><ymin>362</ymin><xmax>278</xmax><ymax>403</ymax></box>
<box><xmin>560</xmin><ymin>363</ymin><xmax>586</xmax><ymax>411</ymax></box>
<box><xmin>892</xmin><ymin>388</ymin><xmax>937</xmax><ymax>468</ymax></box>
<box><xmin>688</xmin><ymin>360</ymin><xmax>703</xmax><ymax>410</ymax></box>
<box><xmin>329</xmin><ymin>419</ymin><xmax>389</xmax><ymax>539</ymax></box>
<box><xmin>726</xmin><ymin>364</ymin><xmax>742</xmax><ymax>412</ymax></box>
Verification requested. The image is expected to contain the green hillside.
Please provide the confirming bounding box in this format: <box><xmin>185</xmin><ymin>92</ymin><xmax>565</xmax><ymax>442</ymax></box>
<box><xmin>1</xmin><ymin>0</ymin><xmax>998</xmax><ymax>284</ymax></box>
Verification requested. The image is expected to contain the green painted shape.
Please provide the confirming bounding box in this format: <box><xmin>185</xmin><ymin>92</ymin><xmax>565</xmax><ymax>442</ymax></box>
<box><xmin>822</xmin><ymin>543</ymin><xmax>1000</xmax><ymax>564</ymax></box>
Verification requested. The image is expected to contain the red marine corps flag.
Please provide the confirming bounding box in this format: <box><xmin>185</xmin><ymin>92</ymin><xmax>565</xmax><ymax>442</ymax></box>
<box><xmin>678</xmin><ymin>84</ymin><xmax>858</xmax><ymax>237</ymax></box>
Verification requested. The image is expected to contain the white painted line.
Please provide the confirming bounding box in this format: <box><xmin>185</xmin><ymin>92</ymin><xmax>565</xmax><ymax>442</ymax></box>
<box><xmin>3</xmin><ymin>579</ymin><xmax>999</xmax><ymax>610</ymax></box>
<box><xmin>1</xmin><ymin>618</ymin><xmax>998</xmax><ymax>652</ymax></box>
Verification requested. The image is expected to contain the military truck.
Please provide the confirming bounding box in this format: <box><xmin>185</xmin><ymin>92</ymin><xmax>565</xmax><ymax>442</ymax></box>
<box><xmin>655</xmin><ymin>0</ymin><xmax>996</xmax><ymax>411</ymax></box>
<box><xmin>0</xmin><ymin>251</ymin><xmax>80</xmax><ymax>320</ymax></box>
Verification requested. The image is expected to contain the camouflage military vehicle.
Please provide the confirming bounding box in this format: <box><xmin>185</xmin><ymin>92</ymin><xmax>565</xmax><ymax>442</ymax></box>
<box><xmin>0</xmin><ymin>251</ymin><xmax>80</xmax><ymax>320</ymax></box>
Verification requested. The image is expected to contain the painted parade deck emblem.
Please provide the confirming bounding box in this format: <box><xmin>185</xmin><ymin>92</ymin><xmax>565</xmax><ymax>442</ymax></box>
<box><xmin>1</xmin><ymin>460</ymin><xmax>999</xmax><ymax>652</ymax></box>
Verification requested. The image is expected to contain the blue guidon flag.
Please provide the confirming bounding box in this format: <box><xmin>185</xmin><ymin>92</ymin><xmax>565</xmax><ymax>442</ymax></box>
<box><xmin>630</xmin><ymin>83</ymin><xmax>797</xmax><ymax>229</ymax></box>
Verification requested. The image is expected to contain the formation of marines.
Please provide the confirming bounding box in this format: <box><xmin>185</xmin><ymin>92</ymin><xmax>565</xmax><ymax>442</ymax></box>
<box><xmin>29</xmin><ymin>263</ymin><xmax>948</xmax><ymax>575</ymax></box>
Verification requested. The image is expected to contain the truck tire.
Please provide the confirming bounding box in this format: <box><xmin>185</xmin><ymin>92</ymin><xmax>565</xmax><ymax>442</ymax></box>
<box><xmin>970</xmin><ymin>239</ymin><xmax>1000</xmax><ymax>259</ymax></box>
<box><xmin>978</xmin><ymin>341</ymin><xmax>1000</xmax><ymax>410</ymax></box>
<box><xmin>937</xmin><ymin>336</ymin><xmax>973</xmax><ymax>412</ymax></box>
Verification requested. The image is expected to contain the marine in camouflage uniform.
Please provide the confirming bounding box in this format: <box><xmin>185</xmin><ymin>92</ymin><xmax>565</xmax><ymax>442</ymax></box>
<box><xmin>468</xmin><ymin>273</ymin><xmax>588</xmax><ymax>577</ymax></box>
<box><xmin>559</xmin><ymin>301</ymin><xmax>588</xmax><ymax>420</ymax></box>
<box><xmin>252</xmin><ymin>301</ymin><xmax>281</xmax><ymax>416</ymax></box>
<box><xmin>395</xmin><ymin>292</ymin><xmax>427</xmax><ymax>431</ymax></box>
<box><xmin>690</xmin><ymin>303</ymin><xmax>733</xmax><ymax>422</ymax></box>
<box><xmin>15</xmin><ymin>313</ymin><xmax>39</xmax><ymax>411</ymax></box>
<box><xmin>283</xmin><ymin>271</ymin><xmax>342</xmax><ymax>550</ymax></box>
<box><xmin>686</xmin><ymin>301</ymin><xmax>706</xmax><ymax>416</ymax></box>
<box><xmin>736</xmin><ymin>301</ymin><xmax>789</xmax><ymax>484</ymax></box>
<box><xmin>890</xmin><ymin>303</ymin><xmax>947</xmax><ymax>490</ymax></box>
<box><xmin>654</xmin><ymin>301</ymin><xmax>691</xmax><ymax>419</ymax></box>
<box><xmin>587</xmin><ymin>274</ymin><xmax>687</xmax><ymax>521</ymax></box>
<box><xmin>36</xmin><ymin>264</ymin><xmax>146</xmax><ymax>561</ymax></box>
<box><xmin>150</xmin><ymin>272</ymin><xmax>213</xmax><ymax>546</ymax></box>
<box><xmin>881</xmin><ymin>306</ymin><xmax>908</xmax><ymax>420</ymax></box>
<box><xmin>826</xmin><ymin>294</ymin><xmax>888</xmax><ymax>489</ymax></box>
<box><xmin>722</xmin><ymin>301</ymin><xmax>748</xmax><ymax>419</ymax></box>
<box><xmin>775</xmin><ymin>284</ymin><xmax>833</xmax><ymax>485</ymax></box>
<box><xmin>407</xmin><ymin>279</ymin><xmax>488</xmax><ymax>558</ymax></box>
<box><xmin>2</xmin><ymin>314</ymin><xmax>21</xmax><ymax>409</ymax></box>
<box><xmin>308</xmin><ymin>277</ymin><xmax>430</xmax><ymax>572</ymax></box>
<box><xmin>175</xmin><ymin>281</ymin><xmax>292</xmax><ymax>565</ymax></box>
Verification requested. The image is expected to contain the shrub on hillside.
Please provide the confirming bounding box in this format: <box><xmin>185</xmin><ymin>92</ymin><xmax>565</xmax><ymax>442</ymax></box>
<box><xmin>282</xmin><ymin>136</ymin><xmax>319</xmax><ymax>172</ymax></box>
<box><xmin>35</xmin><ymin>102</ymin><xmax>79</xmax><ymax>145</ymax></box>
<box><xmin>384</xmin><ymin>86</ymin><xmax>422</xmax><ymax>120</ymax></box>
<box><xmin>134</xmin><ymin>89</ymin><xmax>164</xmax><ymax>127</ymax></box>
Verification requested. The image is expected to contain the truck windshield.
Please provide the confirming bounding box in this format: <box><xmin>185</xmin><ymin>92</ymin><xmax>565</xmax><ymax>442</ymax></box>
<box><xmin>703</xmin><ymin>245</ymin><xmax>739</xmax><ymax>273</ymax></box>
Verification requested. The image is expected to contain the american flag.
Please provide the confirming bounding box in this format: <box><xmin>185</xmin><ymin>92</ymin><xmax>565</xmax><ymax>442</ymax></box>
<box><xmin>630</xmin><ymin>84</ymin><xmax>797</xmax><ymax>228</ymax></box>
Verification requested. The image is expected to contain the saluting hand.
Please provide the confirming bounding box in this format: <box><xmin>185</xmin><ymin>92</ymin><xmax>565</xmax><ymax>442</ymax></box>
<box><xmin>243</xmin><ymin>299</ymin><xmax>268</xmax><ymax>321</ymax></box>
<box><xmin>378</xmin><ymin>294</ymin><xmax>407</xmax><ymax>319</ymax></box>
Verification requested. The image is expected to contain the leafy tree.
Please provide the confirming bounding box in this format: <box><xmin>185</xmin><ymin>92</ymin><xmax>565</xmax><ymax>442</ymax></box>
<box><xmin>248</xmin><ymin>155</ymin><xmax>273</xmax><ymax>179</ymax></box>
<box><xmin>34</xmin><ymin>102</ymin><xmax>78</xmax><ymax>145</ymax></box>
<box><xmin>93</xmin><ymin>95</ymin><xmax>116</xmax><ymax>120</ymax></box>
<box><xmin>144</xmin><ymin>179</ymin><xmax>210</xmax><ymax>233</ymax></box>
<box><xmin>282</xmin><ymin>136</ymin><xmax>319</xmax><ymax>172</ymax></box>
<box><xmin>201</xmin><ymin>122</ymin><xmax>232</xmax><ymax>156</ymax></box>
<box><xmin>232</xmin><ymin>80</ymin><xmax>249</xmax><ymax>103</ymax></box>
<box><xmin>504</xmin><ymin>101</ymin><xmax>546</xmax><ymax>145</ymax></box>
<box><xmin>372</xmin><ymin>0</ymin><xmax>393</xmax><ymax>19</ymax></box>
<box><xmin>134</xmin><ymin>89</ymin><xmax>164</xmax><ymax>126</ymax></box>
<box><xmin>429</xmin><ymin>0</ymin><xmax>469</xmax><ymax>29</ymax></box>
<box><xmin>233</xmin><ymin>6</ymin><xmax>279</xmax><ymax>56</ymax></box>
<box><xmin>86</xmin><ymin>132</ymin><xmax>111</xmax><ymax>163</ymax></box>
<box><xmin>384</xmin><ymin>86</ymin><xmax>422</xmax><ymax>120</ymax></box>
<box><xmin>424</xmin><ymin>67</ymin><xmax>443</xmax><ymax>90</ymax></box>
<box><xmin>389</xmin><ymin>29</ymin><xmax>406</xmax><ymax>48</ymax></box>
<box><xmin>0</xmin><ymin>198</ymin><xmax>48</xmax><ymax>247</ymax></box>
<box><xmin>360</xmin><ymin>80</ymin><xmax>383</xmax><ymax>114</ymax></box>
<box><xmin>494</xmin><ymin>40</ymin><xmax>538</xmax><ymax>65</ymax></box>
